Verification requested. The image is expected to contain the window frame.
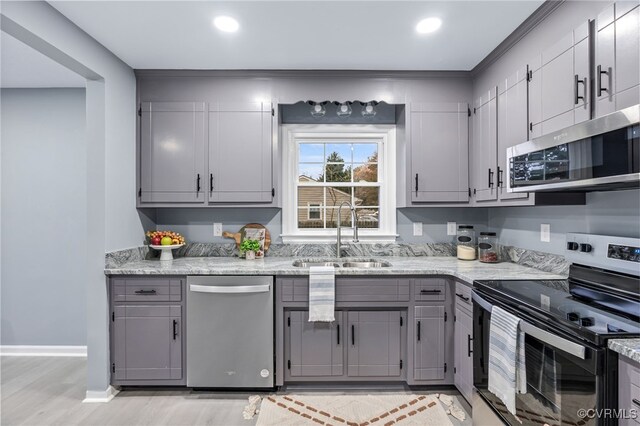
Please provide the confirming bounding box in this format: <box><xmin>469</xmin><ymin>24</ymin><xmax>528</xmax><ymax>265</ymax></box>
<box><xmin>282</xmin><ymin>124</ymin><xmax>397</xmax><ymax>243</ymax></box>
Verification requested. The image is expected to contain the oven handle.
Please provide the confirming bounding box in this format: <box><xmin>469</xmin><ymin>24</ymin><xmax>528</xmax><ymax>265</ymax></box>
<box><xmin>472</xmin><ymin>290</ymin><xmax>586</xmax><ymax>360</ymax></box>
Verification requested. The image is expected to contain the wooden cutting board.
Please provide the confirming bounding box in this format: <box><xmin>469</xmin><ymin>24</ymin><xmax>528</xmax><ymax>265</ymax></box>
<box><xmin>222</xmin><ymin>223</ymin><xmax>271</xmax><ymax>251</ymax></box>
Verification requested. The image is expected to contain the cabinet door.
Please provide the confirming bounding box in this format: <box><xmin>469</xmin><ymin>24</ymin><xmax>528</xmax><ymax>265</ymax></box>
<box><xmin>473</xmin><ymin>89</ymin><xmax>498</xmax><ymax>202</ymax></box>
<box><xmin>410</xmin><ymin>103</ymin><xmax>469</xmax><ymax>203</ymax></box>
<box><xmin>208</xmin><ymin>102</ymin><xmax>273</xmax><ymax>203</ymax></box>
<box><xmin>595</xmin><ymin>5</ymin><xmax>616</xmax><ymax>118</ymax></box>
<box><xmin>287</xmin><ymin>311</ymin><xmax>343</xmax><ymax>377</ymax></box>
<box><xmin>140</xmin><ymin>102</ymin><xmax>206</xmax><ymax>203</ymax></box>
<box><xmin>528</xmin><ymin>55</ymin><xmax>543</xmax><ymax>139</ymax></box>
<box><xmin>112</xmin><ymin>305</ymin><xmax>182</xmax><ymax>381</ymax></box>
<box><xmin>497</xmin><ymin>67</ymin><xmax>529</xmax><ymax>201</ymax></box>
<box><xmin>454</xmin><ymin>307</ymin><xmax>473</xmax><ymax>404</ymax></box>
<box><xmin>414</xmin><ymin>306</ymin><xmax>445</xmax><ymax>381</ymax></box>
<box><xmin>347</xmin><ymin>311</ymin><xmax>403</xmax><ymax>377</ymax></box>
<box><xmin>574</xmin><ymin>23</ymin><xmax>591</xmax><ymax>124</ymax></box>
<box><xmin>540</xmin><ymin>32</ymin><xmax>576</xmax><ymax>133</ymax></box>
<box><xmin>614</xmin><ymin>5</ymin><xmax>640</xmax><ymax>111</ymax></box>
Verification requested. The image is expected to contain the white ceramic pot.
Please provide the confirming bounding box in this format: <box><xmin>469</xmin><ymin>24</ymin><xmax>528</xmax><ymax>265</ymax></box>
<box><xmin>245</xmin><ymin>251</ymin><xmax>256</xmax><ymax>260</ymax></box>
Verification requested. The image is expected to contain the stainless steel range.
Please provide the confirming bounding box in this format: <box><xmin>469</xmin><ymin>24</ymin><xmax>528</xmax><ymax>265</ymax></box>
<box><xmin>472</xmin><ymin>233</ymin><xmax>640</xmax><ymax>426</ymax></box>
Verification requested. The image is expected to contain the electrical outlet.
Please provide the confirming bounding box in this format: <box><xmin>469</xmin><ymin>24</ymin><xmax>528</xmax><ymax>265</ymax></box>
<box><xmin>447</xmin><ymin>222</ymin><xmax>457</xmax><ymax>236</ymax></box>
<box><xmin>413</xmin><ymin>222</ymin><xmax>423</xmax><ymax>236</ymax></box>
<box><xmin>213</xmin><ymin>223</ymin><xmax>222</xmax><ymax>237</ymax></box>
<box><xmin>540</xmin><ymin>224</ymin><xmax>550</xmax><ymax>242</ymax></box>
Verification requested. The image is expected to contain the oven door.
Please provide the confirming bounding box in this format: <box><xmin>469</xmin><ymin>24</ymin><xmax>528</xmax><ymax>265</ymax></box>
<box><xmin>472</xmin><ymin>290</ymin><xmax>608</xmax><ymax>426</ymax></box>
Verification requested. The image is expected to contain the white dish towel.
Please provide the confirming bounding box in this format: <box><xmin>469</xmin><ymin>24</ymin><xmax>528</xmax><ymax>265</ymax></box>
<box><xmin>488</xmin><ymin>305</ymin><xmax>527</xmax><ymax>417</ymax></box>
<box><xmin>308</xmin><ymin>266</ymin><xmax>335</xmax><ymax>322</ymax></box>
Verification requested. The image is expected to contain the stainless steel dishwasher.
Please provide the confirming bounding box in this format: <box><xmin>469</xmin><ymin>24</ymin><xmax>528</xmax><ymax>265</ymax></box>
<box><xmin>186</xmin><ymin>276</ymin><xmax>273</xmax><ymax>388</ymax></box>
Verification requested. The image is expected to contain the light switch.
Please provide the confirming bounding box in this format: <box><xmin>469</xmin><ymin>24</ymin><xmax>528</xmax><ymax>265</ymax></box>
<box><xmin>213</xmin><ymin>223</ymin><xmax>222</xmax><ymax>237</ymax></box>
<box><xmin>540</xmin><ymin>224</ymin><xmax>550</xmax><ymax>242</ymax></box>
<box><xmin>447</xmin><ymin>222</ymin><xmax>457</xmax><ymax>236</ymax></box>
<box><xmin>413</xmin><ymin>222</ymin><xmax>423</xmax><ymax>236</ymax></box>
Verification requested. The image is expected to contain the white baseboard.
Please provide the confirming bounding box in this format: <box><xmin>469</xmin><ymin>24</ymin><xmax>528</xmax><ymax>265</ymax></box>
<box><xmin>0</xmin><ymin>345</ymin><xmax>87</xmax><ymax>357</ymax></box>
<box><xmin>83</xmin><ymin>386</ymin><xmax>119</xmax><ymax>403</ymax></box>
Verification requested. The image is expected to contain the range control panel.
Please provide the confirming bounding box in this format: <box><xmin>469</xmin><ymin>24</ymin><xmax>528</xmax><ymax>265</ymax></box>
<box><xmin>566</xmin><ymin>233</ymin><xmax>640</xmax><ymax>276</ymax></box>
<box><xmin>607</xmin><ymin>244</ymin><xmax>640</xmax><ymax>263</ymax></box>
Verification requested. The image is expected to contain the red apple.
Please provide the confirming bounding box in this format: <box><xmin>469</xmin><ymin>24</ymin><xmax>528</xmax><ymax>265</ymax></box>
<box><xmin>151</xmin><ymin>236</ymin><xmax>162</xmax><ymax>245</ymax></box>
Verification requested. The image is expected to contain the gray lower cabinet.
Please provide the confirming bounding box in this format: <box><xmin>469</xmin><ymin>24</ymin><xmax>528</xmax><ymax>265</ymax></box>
<box><xmin>454</xmin><ymin>305</ymin><xmax>473</xmax><ymax>403</ymax></box>
<box><xmin>409</xmin><ymin>103</ymin><xmax>469</xmax><ymax>203</ymax></box>
<box><xmin>139</xmin><ymin>102</ymin><xmax>206</xmax><ymax>204</ymax></box>
<box><xmin>618</xmin><ymin>356</ymin><xmax>640</xmax><ymax>426</ymax></box>
<box><xmin>347</xmin><ymin>311</ymin><xmax>405</xmax><ymax>378</ymax></box>
<box><xmin>413</xmin><ymin>306</ymin><xmax>445</xmax><ymax>381</ymax></box>
<box><xmin>110</xmin><ymin>277</ymin><xmax>186</xmax><ymax>386</ymax></box>
<box><xmin>287</xmin><ymin>310</ymin><xmax>343</xmax><ymax>378</ymax></box>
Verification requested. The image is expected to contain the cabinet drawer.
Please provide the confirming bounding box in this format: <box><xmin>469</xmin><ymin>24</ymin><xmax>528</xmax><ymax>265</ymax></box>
<box><xmin>454</xmin><ymin>282</ymin><xmax>472</xmax><ymax>314</ymax></box>
<box><xmin>414</xmin><ymin>279</ymin><xmax>446</xmax><ymax>302</ymax></box>
<box><xmin>337</xmin><ymin>278</ymin><xmax>410</xmax><ymax>302</ymax></box>
<box><xmin>112</xmin><ymin>278</ymin><xmax>183</xmax><ymax>302</ymax></box>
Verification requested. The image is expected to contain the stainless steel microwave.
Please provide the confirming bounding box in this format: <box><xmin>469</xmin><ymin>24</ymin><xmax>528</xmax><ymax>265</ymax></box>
<box><xmin>507</xmin><ymin>105</ymin><xmax>639</xmax><ymax>192</ymax></box>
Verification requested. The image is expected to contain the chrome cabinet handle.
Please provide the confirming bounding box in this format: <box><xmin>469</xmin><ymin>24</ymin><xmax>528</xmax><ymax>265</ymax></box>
<box><xmin>597</xmin><ymin>65</ymin><xmax>609</xmax><ymax>97</ymax></box>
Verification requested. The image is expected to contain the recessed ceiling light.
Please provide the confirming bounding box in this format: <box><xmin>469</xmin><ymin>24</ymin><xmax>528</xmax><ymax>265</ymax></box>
<box><xmin>213</xmin><ymin>16</ymin><xmax>239</xmax><ymax>33</ymax></box>
<box><xmin>416</xmin><ymin>17</ymin><xmax>442</xmax><ymax>34</ymax></box>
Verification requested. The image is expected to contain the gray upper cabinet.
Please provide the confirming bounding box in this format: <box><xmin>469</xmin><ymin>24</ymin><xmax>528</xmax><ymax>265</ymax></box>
<box><xmin>454</xmin><ymin>305</ymin><xmax>473</xmax><ymax>404</ymax></box>
<box><xmin>409</xmin><ymin>103</ymin><xmax>469</xmax><ymax>203</ymax></box>
<box><xmin>139</xmin><ymin>102</ymin><xmax>206</xmax><ymax>204</ymax></box>
<box><xmin>208</xmin><ymin>102</ymin><xmax>273</xmax><ymax>203</ymax></box>
<box><xmin>528</xmin><ymin>21</ymin><xmax>591</xmax><ymax>138</ymax></box>
<box><xmin>472</xmin><ymin>88</ymin><xmax>498</xmax><ymax>202</ymax></box>
<box><xmin>595</xmin><ymin>3</ymin><xmax>640</xmax><ymax>118</ymax></box>
<box><xmin>413</xmin><ymin>305</ymin><xmax>445</xmax><ymax>381</ymax></box>
<box><xmin>347</xmin><ymin>311</ymin><xmax>404</xmax><ymax>378</ymax></box>
<box><xmin>112</xmin><ymin>304</ymin><xmax>182</xmax><ymax>381</ymax></box>
<box><xmin>287</xmin><ymin>311</ymin><xmax>343</xmax><ymax>378</ymax></box>
<box><xmin>497</xmin><ymin>67</ymin><xmax>529</xmax><ymax>201</ymax></box>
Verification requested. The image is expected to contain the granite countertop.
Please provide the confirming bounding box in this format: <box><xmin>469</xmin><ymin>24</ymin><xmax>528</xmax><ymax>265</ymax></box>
<box><xmin>105</xmin><ymin>256</ymin><xmax>566</xmax><ymax>284</ymax></box>
<box><xmin>609</xmin><ymin>339</ymin><xmax>640</xmax><ymax>364</ymax></box>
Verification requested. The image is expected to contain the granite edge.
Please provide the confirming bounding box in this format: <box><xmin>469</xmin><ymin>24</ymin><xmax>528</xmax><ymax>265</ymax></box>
<box><xmin>608</xmin><ymin>339</ymin><xmax>640</xmax><ymax>364</ymax></box>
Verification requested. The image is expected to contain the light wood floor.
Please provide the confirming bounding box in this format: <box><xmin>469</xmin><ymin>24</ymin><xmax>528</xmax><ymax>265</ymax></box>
<box><xmin>1</xmin><ymin>356</ymin><xmax>471</xmax><ymax>426</ymax></box>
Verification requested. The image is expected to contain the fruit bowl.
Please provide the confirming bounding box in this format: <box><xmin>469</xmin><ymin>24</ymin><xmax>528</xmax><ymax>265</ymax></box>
<box><xmin>149</xmin><ymin>244</ymin><xmax>184</xmax><ymax>261</ymax></box>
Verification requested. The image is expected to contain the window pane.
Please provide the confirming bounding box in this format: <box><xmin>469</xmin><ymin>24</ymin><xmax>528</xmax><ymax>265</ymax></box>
<box><xmin>325</xmin><ymin>144</ymin><xmax>352</xmax><ymax>163</ymax></box>
<box><xmin>299</xmin><ymin>164</ymin><xmax>323</xmax><ymax>182</ymax></box>
<box><xmin>297</xmin><ymin>187</ymin><xmax>324</xmax><ymax>207</ymax></box>
<box><xmin>325</xmin><ymin>163</ymin><xmax>352</xmax><ymax>182</ymax></box>
<box><xmin>353</xmin><ymin>163</ymin><xmax>378</xmax><ymax>182</ymax></box>
<box><xmin>356</xmin><ymin>208</ymin><xmax>379</xmax><ymax>229</ymax></box>
<box><xmin>354</xmin><ymin>187</ymin><xmax>379</xmax><ymax>206</ymax></box>
<box><xmin>325</xmin><ymin>208</ymin><xmax>352</xmax><ymax>228</ymax></box>
<box><xmin>353</xmin><ymin>144</ymin><xmax>378</xmax><ymax>163</ymax></box>
<box><xmin>325</xmin><ymin>186</ymin><xmax>353</xmax><ymax>208</ymax></box>
<box><xmin>298</xmin><ymin>208</ymin><xmax>324</xmax><ymax>229</ymax></box>
<box><xmin>299</xmin><ymin>144</ymin><xmax>325</xmax><ymax>163</ymax></box>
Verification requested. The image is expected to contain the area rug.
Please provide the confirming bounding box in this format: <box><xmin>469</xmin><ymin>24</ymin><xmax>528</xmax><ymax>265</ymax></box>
<box><xmin>255</xmin><ymin>394</ymin><xmax>454</xmax><ymax>426</ymax></box>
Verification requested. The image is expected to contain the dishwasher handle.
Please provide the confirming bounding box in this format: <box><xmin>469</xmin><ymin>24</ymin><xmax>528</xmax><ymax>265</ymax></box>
<box><xmin>189</xmin><ymin>284</ymin><xmax>271</xmax><ymax>294</ymax></box>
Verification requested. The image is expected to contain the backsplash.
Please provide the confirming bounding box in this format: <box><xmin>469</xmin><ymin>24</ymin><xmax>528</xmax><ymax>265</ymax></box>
<box><xmin>106</xmin><ymin>242</ymin><xmax>569</xmax><ymax>275</ymax></box>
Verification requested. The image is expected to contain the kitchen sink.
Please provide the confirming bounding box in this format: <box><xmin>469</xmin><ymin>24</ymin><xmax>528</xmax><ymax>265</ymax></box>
<box><xmin>291</xmin><ymin>259</ymin><xmax>392</xmax><ymax>268</ymax></box>
<box><xmin>291</xmin><ymin>260</ymin><xmax>341</xmax><ymax>268</ymax></box>
<box><xmin>341</xmin><ymin>261</ymin><xmax>391</xmax><ymax>268</ymax></box>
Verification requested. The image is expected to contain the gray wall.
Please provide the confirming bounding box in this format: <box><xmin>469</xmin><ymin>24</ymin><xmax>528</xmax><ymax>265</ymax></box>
<box><xmin>1</xmin><ymin>88</ymin><xmax>87</xmax><ymax>345</ymax></box>
<box><xmin>154</xmin><ymin>207</ymin><xmax>489</xmax><ymax>244</ymax></box>
<box><xmin>488</xmin><ymin>190</ymin><xmax>640</xmax><ymax>255</ymax></box>
<box><xmin>1</xmin><ymin>1</ymin><xmax>140</xmax><ymax>394</ymax></box>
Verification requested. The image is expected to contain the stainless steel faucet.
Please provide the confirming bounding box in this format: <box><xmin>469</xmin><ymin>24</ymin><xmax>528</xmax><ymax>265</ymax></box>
<box><xmin>336</xmin><ymin>201</ymin><xmax>359</xmax><ymax>258</ymax></box>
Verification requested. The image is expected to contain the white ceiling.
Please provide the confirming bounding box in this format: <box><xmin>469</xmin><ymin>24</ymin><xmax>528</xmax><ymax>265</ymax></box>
<box><xmin>49</xmin><ymin>1</ymin><xmax>544</xmax><ymax>71</ymax></box>
<box><xmin>1</xmin><ymin>31</ymin><xmax>86</xmax><ymax>88</ymax></box>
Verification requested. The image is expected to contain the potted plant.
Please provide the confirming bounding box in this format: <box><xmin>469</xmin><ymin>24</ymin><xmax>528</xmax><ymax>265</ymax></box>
<box><xmin>240</xmin><ymin>239</ymin><xmax>261</xmax><ymax>260</ymax></box>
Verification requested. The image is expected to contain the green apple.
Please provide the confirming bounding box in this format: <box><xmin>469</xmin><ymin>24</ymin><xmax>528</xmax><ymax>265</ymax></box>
<box><xmin>160</xmin><ymin>236</ymin><xmax>173</xmax><ymax>246</ymax></box>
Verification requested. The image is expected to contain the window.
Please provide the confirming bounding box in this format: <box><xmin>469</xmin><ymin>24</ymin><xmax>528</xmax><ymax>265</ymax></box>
<box><xmin>282</xmin><ymin>125</ymin><xmax>396</xmax><ymax>243</ymax></box>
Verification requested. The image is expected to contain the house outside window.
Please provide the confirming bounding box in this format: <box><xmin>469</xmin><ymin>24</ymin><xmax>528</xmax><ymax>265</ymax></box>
<box><xmin>282</xmin><ymin>125</ymin><xmax>396</xmax><ymax>243</ymax></box>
